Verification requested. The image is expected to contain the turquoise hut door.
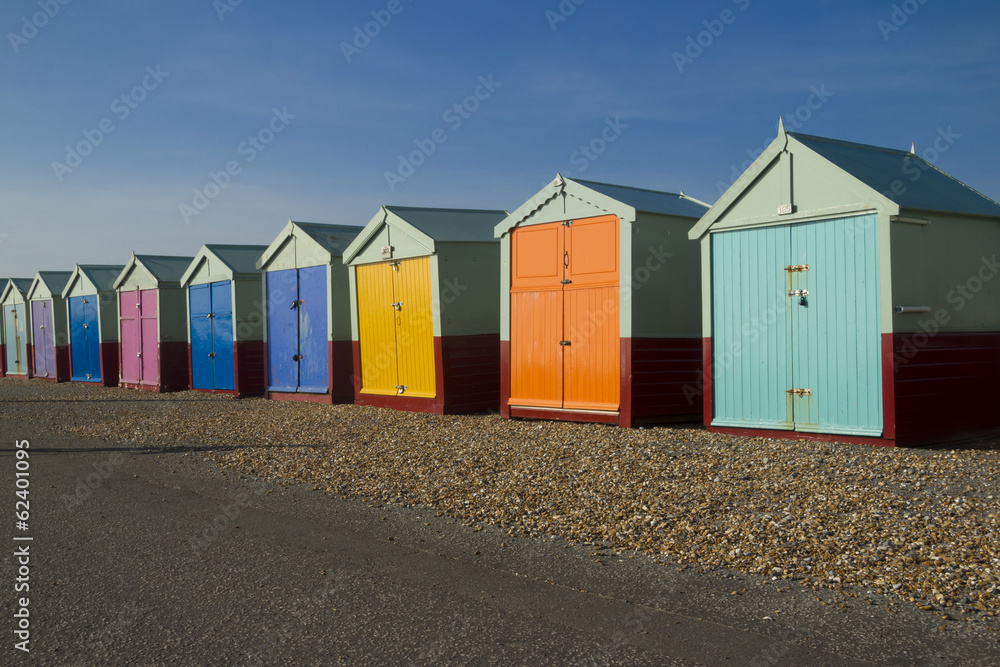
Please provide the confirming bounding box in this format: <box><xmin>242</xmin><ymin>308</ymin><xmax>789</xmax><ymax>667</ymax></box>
<box><xmin>711</xmin><ymin>214</ymin><xmax>881</xmax><ymax>436</ymax></box>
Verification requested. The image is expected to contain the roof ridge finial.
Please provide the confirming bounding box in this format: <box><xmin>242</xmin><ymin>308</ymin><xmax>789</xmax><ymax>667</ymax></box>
<box><xmin>778</xmin><ymin>115</ymin><xmax>786</xmax><ymax>136</ymax></box>
<box><xmin>910</xmin><ymin>142</ymin><xmax>916</xmax><ymax>155</ymax></box>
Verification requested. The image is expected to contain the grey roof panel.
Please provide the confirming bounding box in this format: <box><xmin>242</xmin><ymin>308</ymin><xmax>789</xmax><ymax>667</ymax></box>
<box><xmin>205</xmin><ymin>245</ymin><xmax>270</xmax><ymax>274</ymax></box>
<box><xmin>570</xmin><ymin>179</ymin><xmax>711</xmax><ymax>218</ymax></box>
<box><xmin>135</xmin><ymin>255</ymin><xmax>196</xmax><ymax>284</ymax></box>
<box><xmin>790</xmin><ymin>133</ymin><xmax>1000</xmax><ymax>217</ymax></box>
<box><xmin>36</xmin><ymin>271</ymin><xmax>73</xmax><ymax>295</ymax></box>
<box><xmin>8</xmin><ymin>278</ymin><xmax>33</xmax><ymax>294</ymax></box>
<box><xmin>79</xmin><ymin>266</ymin><xmax>127</xmax><ymax>292</ymax></box>
<box><xmin>385</xmin><ymin>207</ymin><xmax>507</xmax><ymax>242</ymax></box>
<box><xmin>293</xmin><ymin>222</ymin><xmax>365</xmax><ymax>256</ymax></box>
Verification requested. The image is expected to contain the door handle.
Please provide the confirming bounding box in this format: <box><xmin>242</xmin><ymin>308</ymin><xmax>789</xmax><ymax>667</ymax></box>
<box><xmin>564</xmin><ymin>251</ymin><xmax>569</xmax><ymax>268</ymax></box>
<box><xmin>391</xmin><ymin>302</ymin><xmax>402</xmax><ymax>311</ymax></box>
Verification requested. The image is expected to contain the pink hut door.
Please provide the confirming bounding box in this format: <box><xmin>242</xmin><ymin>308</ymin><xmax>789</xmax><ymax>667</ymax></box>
<box><xmin>140</xmin><ymin>290</ymin><xmax>158</xmax><ymax>384</ymax></box>
<box><xmin>120</xmin><ymin>290</ymin><xmax>141</xmax><ymax>383</ymax></box>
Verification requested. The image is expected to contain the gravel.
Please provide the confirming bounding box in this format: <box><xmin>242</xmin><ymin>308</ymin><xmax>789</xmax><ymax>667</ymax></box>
<box><xmin>4</xmin><ymin>377</ymin><xmax>1000</xmax><ymax>628</ymax></box>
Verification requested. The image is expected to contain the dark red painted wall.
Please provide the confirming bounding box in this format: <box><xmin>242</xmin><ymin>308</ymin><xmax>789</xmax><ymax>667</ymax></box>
<box><xmin>158</xmin><ymin>342</ymin><xmax>190</xmax><ymax>393</ymax></box>
<box><xmin>54</xmin><ymin>345</ymin><xmax>71</xmax><ymax>382</ymax></box>
<box><xmin>99</xmin><ymin>342</ymin><xmax>118</xmax><ymax>387</ymax></box>
<box><xmin>628</xmin><ymin>337</ymin><xmax>702</xmax><ymax>422</ymax></box>
<box><xmin>235</xmin><ymin>340</ymin><xmax>266</xmax><ymax>398</ymax></box>
<box><xmin>439</xmin><ymin>334</ymin><xmax>500</xmax><ymax>414</ymax></box>
<box><xmin>892</xmin><ymin>331</ymin><xmax>1000</xmax><ymax>446</ymax></box>
<box><xmin>330</xmin><ymin>340</ymin><xmax>355</xmax><ymax>403</ymax></box>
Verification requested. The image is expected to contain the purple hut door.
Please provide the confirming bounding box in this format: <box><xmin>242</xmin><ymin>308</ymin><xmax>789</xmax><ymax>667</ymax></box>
<box><xmin>120</xmin><ymin>290</ymin><xmax>141</xmax><ymax>383</ymax></box>
<box><xmin>31</xmin><ymin>301</ymin><xmax>55</xmax><ymax>378</ymax></box>
<box><xmin>140</xmin><ymin>290</ymin><xmax>158</xmax><ymax>385</ymax></box>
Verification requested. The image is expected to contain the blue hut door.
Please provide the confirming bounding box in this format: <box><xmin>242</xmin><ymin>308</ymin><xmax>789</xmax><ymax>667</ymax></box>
<box><xmin>69</xmin><ymin>296</ymin><xmax>101</xmax><ymax>382</ymax></box>
<box><xmin>295</xmin><ymin>266</ymin><xmax>329</xmax><ymax>394</ymax></box>
<box><xmin>711</xmin><ymin>214</ymin><xmax>881</xmax><ymax>436</ymax></box>
<box><xmin>266</xmin><ymin>267</ymin><xmax>328</xmax><ymax>394</ymax></box>
<box><xmin>190</xmin><ymin>282</ymin><xmax>235</xmax><ymax>392</ymax></box>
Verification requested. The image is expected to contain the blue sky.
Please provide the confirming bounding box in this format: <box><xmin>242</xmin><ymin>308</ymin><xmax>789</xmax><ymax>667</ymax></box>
<box><xmin>1</xmin><ymin>0</ymin><xmax>998</xmax><ymax>278</ymax></box>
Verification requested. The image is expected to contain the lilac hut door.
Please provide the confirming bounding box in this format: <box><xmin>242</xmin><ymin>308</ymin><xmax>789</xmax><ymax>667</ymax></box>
<box><xmin>31</xmin><ymin>301</ymin><xmax>55</xmax><ymax>378</ymax></box>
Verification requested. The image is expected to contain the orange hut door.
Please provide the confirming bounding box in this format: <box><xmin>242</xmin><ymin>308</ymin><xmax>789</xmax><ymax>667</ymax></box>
<box><xmin>509</xmin><ymin>215</ymin><xmax>620</xmax><ymax>411</ymax></box>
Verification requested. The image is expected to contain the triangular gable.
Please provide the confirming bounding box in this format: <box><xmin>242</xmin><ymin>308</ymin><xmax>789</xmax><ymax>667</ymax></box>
<box><xmin>689</xmin><ymin>125</ymin><xmax>900</xmax><ymax>240</ymax></box>
<box><xmin>496</xmin><ymin>175</ymin><xmax>638</xmax><ymax>238</ymax></box>
<box><xmin>114</xmin><ymin>254</ymin><xmax>193</xmax><ymax>290</ymax></box>
<box><xmin>1</xmin><ymin>278</ymin><xmax>33</xmax><ymax>305</ymax></box>
<box><xmin>26</xmin><ymin>271</ymin><xmax>73</xmax><ymax>302</ymax></box>
<box><xmin>343</xmin><ymin>207</ymin><xmax>437</xmax><ymax>266</ymax></box>
<box><xmin>257</xmin><ymin>221</ymin><xmax>361</xmax><ymax>271</ymax></box>
<box><xmin>64</xmin><ymin>265</ymin><xmax>126</xmax><ymax>297</ymax></box>
<box><xmin>181</xmin><ymin>245</ymin><xmax>268</xmax><ymax>287</ymax></box>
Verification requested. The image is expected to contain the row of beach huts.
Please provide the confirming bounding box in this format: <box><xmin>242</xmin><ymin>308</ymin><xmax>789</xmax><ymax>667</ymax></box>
<box><xmin>4</xmin><ymin>126</ymin><xmax>1000</xmax><ymax>448</ymax></box>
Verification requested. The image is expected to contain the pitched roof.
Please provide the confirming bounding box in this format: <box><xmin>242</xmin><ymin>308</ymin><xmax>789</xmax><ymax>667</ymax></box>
<box><xmin>789</xmin><ymin>132</ymin><xmax>1000</xmax><ymax>218</ymax></box>
<box><xmin>570</xmin><ymin>178</ymin><xmax>711</xmax><ymax>218</ymax></box>
<box><xmin>135</xmin><ymin>255</ymin><xmax>195</xmax><ymax>283</ymax></box>
<box><xmin>76</xmin><ymin>265</ymin><xmax>126</xmax><ymax>293</ymax></box>
<box><xmin>2</xmin><ymin>278</ymin><xmax>33</xmax><ymax>301</ymax></box>
<box><xmin>28</xmin><ymin>271</ymin><xmax>73</xmax><ymax>300</ymax></box>
<box><xmin>385</xmin><ymin>206</ymin><xmax>508</xmax><ymax>243</ymax></box>
<box><xmin>294</xmin><ymin>222</ymin><xmax>365</xmax><ymax>256</ymax></box>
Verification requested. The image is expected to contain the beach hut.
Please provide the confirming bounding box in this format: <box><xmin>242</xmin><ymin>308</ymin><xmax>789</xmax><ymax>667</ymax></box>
<box><xmin>62</xmin><ymin>265</ymin><xmax>126</xmax><ymax>386</ymax></box>
<box><xmin>26</xmin><ymin>271</ymin><xmax>73</xmax><ymax>381</ymax></box>
<box><xmin>113</xmin><ymin>254</ymin><xmax>195</xmax><ymax>392</ymax></box>
<box><xmin>495</xmin><ymin>176</ymin><xmax>710</xmax><ymax>427</ymax></box>
<box><xmin>2</xmin><ymin>279</ymin><xmax>34</xmax><ymax>378</ymax></box>
<box><xmin>688</xmin><ymin>123</ymin><xmax>1000</xmax><ymax>447</ymax></box>
<box><xmin>181</xmin><ymin>244</ymin><xmax>269</xmax><ymax>397</ymax></box>
<box><xmin>344</xmin><ymin>206</ymin><xmax>507</xmax><ymax>414</ymax></box>
<box><xmin>257</xmin><ymin>221</ymin><xmax>363</xmax><ymax>403</ymax></box>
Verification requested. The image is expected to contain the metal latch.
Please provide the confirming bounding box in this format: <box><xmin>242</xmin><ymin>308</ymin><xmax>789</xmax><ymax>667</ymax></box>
<box><xmin>784</xmin><ymin>265</ymin><xmax>809</xmax><ymax>272</ymax></box>
<box><xmin>787</xmin><ymin>289</ymin><xmax>809</xmax><ymax>297</ymax></box>
<box><xmin>561</xmin><ymin>279</ymin><xmax>572</xmax><ymax>285</ymax></box>
<box><xmin>83</xmin><ymin>324</ymin><xmax>89</xmax><ymax>329</ymax></box>
<box><xmin>82</xmin><ymin>298</ymin><xmax>88</xmax><ymax>303</ymax></box>
<box><xmin>561</xmin><ymin>220</ymin><xmax>574</xmax><ymax>226</ymax></box>
<box><xmin>137</xmin><ymin>352</ymin><xmax>142</xmax><ymax>358</ymax></box>
<box><xmin>559</xmin><ymin>340</ymin><xmax>572</xmax><ymax>346</ymax></box>
<box><xmin>787</xmin><ymin>388</ymin><xmax>812</xmax><ymax>397</ymax></box>
<box><xmin>396</xmin><ymin>385</ymin><xmax>407</xmax><ymax>394</ymax></box>
<box><xmin>208</xmin><ymin>352</ymin><xmax>216</xmax><ymax>358</ymax></box>
<box><xmin>289</xmin><ymin>299</ymin><xmax>303</xmax><ymax>309</ymax></box>
<box><xmin>85</xmin><ymin>374</ymin><xmax>91</xmax><ymax>380</ymax></box>
<box><xmin>390</xmin><ymin>260</ymin><xmax>401</xmax><ymax>271</ymax></box>
<box><xmin>391</xmin><ymin>302</ymin><xmax>402</xmax><ymax>311</ymax></box>
<box><xmin>206</xmin><ymin>313</ymin><xmax>214</xmax><ymax>319</ymax></box>
<box><xmin>293</xmin><ymin>354</ymin><xmax>303</xmax><ymax>361</ymax></box>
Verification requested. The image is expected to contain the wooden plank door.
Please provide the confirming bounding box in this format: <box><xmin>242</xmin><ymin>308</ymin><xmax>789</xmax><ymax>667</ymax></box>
<box><xmin>358</xmin><ymin>262</ymin><xmax>400</xmax><ymax>395</ymax></box>
<box><xmin>393</xmin><ymin>257</ymin><xmax>435</xmax><ymax>398</ymax></box>
<box><xmin>266</xmin><ymin>269</ymin><xmax>299</xmax><ymax>392</ymax></box>
<box><xmin>563</xmin><ymin>215</ymin><xmax>620</xmax><ymax>411</ymax></box>
<box><xmin>189</xmin><ymin>284</ymin><xmax>214</xmax><ymax>390</ymax></box>
<box><xmin>6</xmin><ymin>304</ymin><xmax>28</xmax><ymax>375</ymax></box>
<box><xmin>69</xmin><ymin>296</ymin><xmax>100</xmax><ymax>382</ymax></box>
<box><xmin>31</xmin><ymin>301</ymin><xmax>54</xmax><ymax>378</ymax></box>
<box><xmin>789</xmin><ymin>215</ymin><xmax>882</xmax><ymax>436</ymax></box>
<box><xmin>119</xmin><ymin>290</ymin><xmax>141</xmax><ymax>384</ymax></box>
<box><xmin>211</xmin><ymin>281</ymin><xmax>236</xmax><ymax>392</ymax></box>
<box><xmin>296</xmin><ymin>266</ymin><xmax>329</xmax><ymax>394</ymax></box>
<box><xmin>509</xmin><ymin>221</ymin><xmax>565</xmax><ymax>408</ymax></box>
<box><xmin>139</xmin><ymin>290</ymin><xmax>159</xmax><ymax>385</ymax></box>
<box><xmin>710</xmin><ymin>226</ymin><xmax>793</xmax><ymax>430</ymax></box>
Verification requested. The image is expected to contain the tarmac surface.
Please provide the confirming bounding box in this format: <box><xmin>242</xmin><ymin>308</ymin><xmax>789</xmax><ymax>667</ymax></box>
<box><xmin>2</xmin><ymin>424</ymin><xmax>999</xmax><ymax>665</ymax></box>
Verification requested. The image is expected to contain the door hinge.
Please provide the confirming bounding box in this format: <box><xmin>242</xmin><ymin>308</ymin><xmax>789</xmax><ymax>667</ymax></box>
<box><xmin>787</xmin><ymin>289</ymin><xmax>809</xmax><ymax>297</ymax></box>
<box><xmin>787</xmin><ymin>388</ymin><xmax>812</xmax><ymax>397</ymax></box>
<box><xmin>391</xmin><ymin>302</ymin><xmax>402</xmax><ymax>311</ymax></box>
<box><xmin>559</xmin><ymin>340</ymin><xmax>572</xmax><ymax>346</ymax></box>
<box><xmin>561</xmin><ymin>279</ymin><xmax>572</xmax><ymax>285</ymax></box>
<box><xmin>396</xmin><ymin>384</ymin><xmax>407</xmax><ymax>394</ymax></box>
<box><xmin>784</xmin><ymin>264</ymin><xmax>809</xmax><ymax>272</ymax></box>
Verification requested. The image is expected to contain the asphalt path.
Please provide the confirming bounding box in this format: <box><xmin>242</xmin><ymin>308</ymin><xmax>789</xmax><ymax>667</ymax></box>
<box><xmin>2</xmin><ymin>426</ymin><xmax>998</xmax><ymax>665</ymax></box>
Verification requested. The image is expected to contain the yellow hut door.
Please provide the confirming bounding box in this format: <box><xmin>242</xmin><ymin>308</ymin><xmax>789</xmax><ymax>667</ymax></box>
<box><xmin>357</xmin><ymin>257</ymin><xmax>436</xmax><ymax>397</ymax></box>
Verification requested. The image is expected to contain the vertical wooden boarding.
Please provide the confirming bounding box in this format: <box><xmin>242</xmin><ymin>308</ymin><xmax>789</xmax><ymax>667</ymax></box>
<box><xmin>266</xmin><ymin>269</ymin><xmax>299</xmax><ymax>392</ymax></box>
<box><xmin>509</xmin><ymin>222</ymin><xmax>564</xmax><ymax>408</ymax></box>
<box><xmin>211</xmin><ymin>281</ymin><xmax>235</xmax><ymax>392</ymax></box>
<box><xmin>140</xmin><ymin>290</ymin><xmax>159</xmax><ymax>385</ymax></box>
<box><xmin>189</xmin><ymin>285</ymin><xmax>214</xmax><ymax>390</ymax></box>
<box><xmin>394</xmin><ymin>257</ymin><xmax>435</xmax><ymax>397</ymax></box>
<box><xmin>120</xmin><ymin>291</ymin><xmax>141</xmax><ymax>383</ymax></box>
<box><xmin>710</xmin><ymin>226</ymin><xmax>793</xmax><ymax>430</ymax></box>
<box><xmin>358</xmin><ymin>262</ymin><xmax>399</xmax><ymax>395</ymax></box>
<box><xmin>790</xmin><ymin>215</ymin><xmax>882</xmax><ymax>436</ymax></box>
<box><xmin>296</xmin><ymin>266</ymin><xmax>329</xmax><ymax>394</ymax></box>
<box><xmin>563</xmin><ymin>215</ymin><xmax>620</xmax><ymax>411</ymax></box>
